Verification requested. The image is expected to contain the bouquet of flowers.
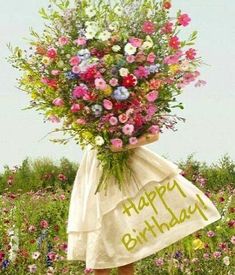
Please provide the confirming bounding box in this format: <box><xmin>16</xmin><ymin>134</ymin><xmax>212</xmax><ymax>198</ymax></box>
<box><xmin>8</xmin><ymin>0</ymin><xmax>205</xmax><ymax>194</ymax></box>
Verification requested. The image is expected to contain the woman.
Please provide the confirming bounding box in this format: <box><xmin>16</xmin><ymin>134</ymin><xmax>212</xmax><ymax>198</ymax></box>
<box><xmin>67</xmin><ymin>131</ymin><xmax>221</xmax><ymax>275</ymax></box>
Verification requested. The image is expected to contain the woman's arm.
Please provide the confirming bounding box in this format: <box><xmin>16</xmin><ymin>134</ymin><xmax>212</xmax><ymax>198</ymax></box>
<box><xmin>110</xmin><ymin>132</ymin><xmax>160</xmax><ymax>152</ymax></box>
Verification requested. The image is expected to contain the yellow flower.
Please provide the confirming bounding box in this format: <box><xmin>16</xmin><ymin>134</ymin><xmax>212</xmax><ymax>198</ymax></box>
<box><xmin>192</xmin><ymin>238</ymin><xmax>205</xmax><ymax>250</ymax></box>
<box><xmin>42</xmin><ymin>56</ymin><xmax>52</xmax><ymax>66</ymax></box>
<box><xmin>103</xmin><ymin>85</ymin><xmax>112</xmax><ymax>96</ymax></box>
<box><xmin>169</xmin><ymin>64</ymin><xmax>180</xmax><ymax>74</ymax></box>
<box><xmin>82</xmin><ymin>131</ymin><xmax>93</xmax><ymax>139</ymax></box>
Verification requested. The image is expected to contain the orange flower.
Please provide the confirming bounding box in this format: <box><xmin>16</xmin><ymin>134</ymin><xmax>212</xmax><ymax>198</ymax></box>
<box><xmin>149</xmin><ymin>79</ymin><xmax>162</xmax><ymax>90</ymax></box>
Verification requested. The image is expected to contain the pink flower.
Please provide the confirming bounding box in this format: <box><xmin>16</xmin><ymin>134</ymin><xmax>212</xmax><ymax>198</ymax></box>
<box><xmin>28</xmin><ymin>225</ymin><xmax>36</xmax><ymax>233</ymax></box>
<box><xmin>111</xmin><ymin>138</ymin><xmax>123</xmax><ymax>148</ymax></box>
<box><xmin>47</xmin><ymin>251</ymin><xmax>56</xmax><ymax>261</ymax></box>
<box><xmin>70</xmin><ymin>56</ymin><xmax>81</xmax><ymax>66</ymax></box>
<box><xmin>47</xmin><ymin>48</ymin><xmax>57</xmax><ymax>59</ymax></box>
<box><xmin>213</xmin><ymin>251</ymin><xmax>222</xmax><ymax>259</ymax></box>
<box><xmin>109</xmin><ymin>78</ymin><xmax>119</xmax><ymax>87</ymax></box>
<box><xmin>48</xmin><ymin>115</ymin><xmax>60</xmax><ymax>123</ymax></box>
<box><xmin>126</xmin><ymin>55</ymin><xmax>135</xmax><ymax>63</ymax></box>
<box><xmin>148</xmin><ymin>125</ymin><xmax>160</xmax><ymax>134</ymax></box>
<box><xmin>103</xmin><ymin>99</ymin><xmax>113</xmax><ymax>110</ymax></box>
<box><xmin>71</xmin><ymin>103</ymin><xmax>81</xmax><ymax>113</ymax></box>
<box><xmin>161</xmin><ymin>22</ymin><xmax>173</xmax><ymax>34</ymax></box>
<box><xmin>147</xmin><ymin>52</ymin><xmax>156</xmax><ymax>63</ymax></box>
<box><xmin>142</xmin><ymin>21</ymin><xmax>156</xmax><ymax>34</ymax></box>
<box><xmin>186</xmin><ymin>48</ymin><xmax>197</xmax><ymax>60</ymax></box>
<box><xmin>134</xmin><ymin>66</ymin><xmax>150</xmax><ymax>79</ymax></box>
<box><xmin>169</xmin><ymin>36</ymin><xmax>181</xmax><ymax>49</ymax></box>
<box><xmin>109</xmin><ymin>116</ymin><xmax>118</xmax><ymax>125</ymax></box>
<box><xmin>129</xmin><ymin>37</ymin><xmax>143</xmax><ymax>47</ymax></box>
<box><xmin>164</xmin><ymin>51</ymin><xmax>183</xmax><ymax>64</ymax></box>
<box><xmin>155</xmin><ymin>257</ymin><xmax>164</xmax><ymax>267</ymax></box>
<box><xmin>129</xmin><ymin>137</ymin><xmax>138</xmax><ymax>145</ymax></box>
<box><xmin>51</xmin><ymin>70</ymin><xmax>61</xmax><ymax>76</ymax></box>
<box><xmin>72</xmin><ymin>65</ymin><xmax>80</xmax><ymax>74</ymax></box>
<box><xmin>207</xmin><ymin>230</ymin><xmax>216</xmax><ymax>237</ymax></box>
<box><xmin>146</xmin><ymin>104</ymin><xmax>157</xmax><ymax>116</ymax></box>
<box><xmin>178</xmin><ymin>14</ymin><xmax>191</xmax><ymax>27</ymax></box>
<box><xmin>73</xmin><ymin>85</ymin><xmax>88</xmax><ymax>98</ymax></box>
<box><xmin>75</xmin><ymin>37</ymin><xmax>87</xmax><ymax>45</ymax></box>
<box><xmin>118</xmin><ymin>113</ymin><xmax>129</xmax><ymax>123</ymax></box>
<box><xmin>84</xmin><ymin>268</ymin><xmax>93</xmax><ymax>274</ymax></box>
<box><xmin>203</xmin><ymin>253</ymin><xmax>210</xmax><ymax>260</ymax></box>
<box><xmin>58</xmin><ymin>36</ymin><xmax>69</xmax><ymax>46</ymax></box>
<box><xmin>40</xmin><ymin>219</ymin><xmax>49</xmax><ymax>229</ymax></box>
<box><xmin>52</xmin><ymin>98</ymin><xmax>64</xmax><ymax>106</ymax></box>
<box><xmin>122</xmin><ymin>124</ymin><xmax>134</xmax><ymax>135</ymax></box>
<box><xmin>76</xmin><ymin>118</ymin><xmax>86</xmax><ymax>125</ymax></box>
<box><xmin>146</xmin><ymin>90</ymin><xmax>159</xmax><ymax>102</ymax></box>
<box><xmin>95</xmin><ymin>78</ymin><xmax>107</xmax><ymax>90</ymax></box>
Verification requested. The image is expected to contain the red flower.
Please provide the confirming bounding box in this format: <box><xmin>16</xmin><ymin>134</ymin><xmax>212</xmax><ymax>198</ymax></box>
<box><xmin>218</xmin><ymin>197</ymin><xmax>225</xmax><ymax>203</ymax></box>
<box><xmin>169</xmin><ymin>36</ymin><xmax>180</xmax><ymax>49</ymax></box>
<box><xmin>47</xmin><ymin>48</ymin><xmax>57</xmax><ymax>59</ymax></box>
<box><xmin>122</xmin><ymin>74</ymin><xmax>137</xmax><ymax>88</ymax></box>
<box><xmin>163</xmin><ymin>1</ymin><xmax>172</xmax><ymax>9</ymax></box>
<box><xmin>142</xmin><ymin>21</ymin><xmax>156</xmax><ymax>34</ymax></box>
<box><xmin>90</xmin><ymin>48</ymin><xmax>105</xmax><ymax>58</ymax></box>
<box><xmin>80</xmin><ymin>66</ymin><xmax>98</xmax><ymax>82</ymax></box>
<box><xmin>186</xmin><ymin>48</ymin><xmax>197</xmax><ymax>60</ymax></box>
<box><xmin>227</xmin><ymin>220</ymin><xmax>235</xmax><ymax>228</ymax></box>
<box><xmin>134</xmin><ymin>114</ymin><xmax>144</xmax><ymax>127</ymax></box>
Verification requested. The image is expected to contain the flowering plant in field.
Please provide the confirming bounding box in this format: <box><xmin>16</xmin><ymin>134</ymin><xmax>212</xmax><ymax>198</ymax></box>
<box><xmin>8</xmin><ymin>0</ymin><xmax>205</xmax><ymax>194</ymax></box>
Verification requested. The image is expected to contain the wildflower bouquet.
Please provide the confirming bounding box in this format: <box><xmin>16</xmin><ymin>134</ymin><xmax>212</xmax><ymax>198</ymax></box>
<box><xmin>8</xmin><ymin>0</ymin><xmax>205</xmax><ymax>194</ymax></box>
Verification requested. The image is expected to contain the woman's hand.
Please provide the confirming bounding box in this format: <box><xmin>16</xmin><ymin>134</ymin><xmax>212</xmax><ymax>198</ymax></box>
<box><xmin>109</xmin><ymin>132</ymin><xmax>160</xmax><ymax>152</ymax></box>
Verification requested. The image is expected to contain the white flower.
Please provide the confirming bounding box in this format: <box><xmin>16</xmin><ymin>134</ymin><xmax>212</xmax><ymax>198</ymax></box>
<box><xmin>140</xmin><ymin>35</ymin><xmax>153</xmax><ymax>50</ymax></box>
<box><xmin>97</xmin><ymin>30</ymin><xmax>112</xmax><ymax>41</ymax></box>
<box><xmin>109</xmin><ymin>22</ymin><xmax>119</xmax><ymax>31</ymax></box>
<box><xmin>114</xmin><ymin>6</ymin><xmax>123</xmax><ymax>16</ymax></box>
<box><xmin>223</xmin><ymin>256</ymin><xmax>230</xmax><ymax>266</ymax></box>
<box><xmin>112</xmin><ymin>45</ymin><xmax>121</xmax><ymax>52</ymax></box>
<box><xmin>85</xmin><ymin>6</ymin><xmax>96</xmax><ymax>18</ymax></box>
<box><xmin>119</xmin><ymin>68</ymin><xmax>129</xmax><ymax>77</ymax></box>
<box><xmin>85</xmin><ymin>21</ymin><xmax>98</xmax><ymax>28</ymax></box>
<box><xmin>85</xmin><ymin>27</ymin><xmax>97</xmax><ymax>39</ymax></box>
<box><xmin>32</xmin><ymin>251</ymin><xmax>41</xmax><ymax>260</ymax></box>
<box><xmin>95</xmin><ymin>136</ymin><xmax>105</xmax><ymax>146</ymax></box>
<box><xmin>124</xmin><ymin>43</ymin><xmax>137</xmax><ymax>55</ymax></box>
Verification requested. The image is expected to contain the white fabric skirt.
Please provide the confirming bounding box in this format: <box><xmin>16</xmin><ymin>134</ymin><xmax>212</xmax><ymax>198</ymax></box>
<box><xmin>66</xmin><ymin>144</ymin><xmax>221</xmax><ymax>269</ymax></box>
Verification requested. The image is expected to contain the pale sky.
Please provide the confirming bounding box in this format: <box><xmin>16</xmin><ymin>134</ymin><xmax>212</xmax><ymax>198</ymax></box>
<box><xmin>0</xmin><ymin>0</ymin><xmax>235</xmax><ymax>173</ymax></box>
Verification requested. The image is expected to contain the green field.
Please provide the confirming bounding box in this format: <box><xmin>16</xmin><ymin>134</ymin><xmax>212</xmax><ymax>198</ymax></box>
<box><xmin>0</xmin><ymin>154</ymin><xmax>234</xmax><ymax>274</ymax></box>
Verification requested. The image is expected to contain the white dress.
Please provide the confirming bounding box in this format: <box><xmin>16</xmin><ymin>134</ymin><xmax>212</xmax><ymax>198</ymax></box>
<box><xmin>66</xmin><ymin>144</ymin><xmax>221</xmax><ymax>269</ymax></box>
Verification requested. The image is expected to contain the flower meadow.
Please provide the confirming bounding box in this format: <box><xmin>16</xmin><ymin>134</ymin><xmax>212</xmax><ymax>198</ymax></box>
<box><xmin>0</xmin><ymin>154</ymin><xmax>234</xmax><ymax>274</ymax></box>
<box><xmin>7</xmin><ymin>0</ymin><xmax>206</xmax><ymax>194</ymax></box>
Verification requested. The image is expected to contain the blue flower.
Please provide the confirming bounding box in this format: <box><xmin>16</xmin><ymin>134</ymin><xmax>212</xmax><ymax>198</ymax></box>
<box><xmin>91</xmin><ymin>104</ymin><xmax>103</xmax><ymax>117</ymax></box>
<box><xmin>148</xmin><ymin>64</ymin><xmax>160</xmax><ymax>73</ymax></box>
<box><xmin>112</xmin><ymin>86</ymin><xmax>130</xmax><ymax>101</ymax></box>
<box><xmin>65</xmin><ymin>71</ymin><xmax>78</xmax><ymax>80</ymax></box>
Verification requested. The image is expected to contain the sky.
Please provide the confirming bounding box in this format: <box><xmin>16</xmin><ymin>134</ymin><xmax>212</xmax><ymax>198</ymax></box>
<box><xmin>0</xmin><ymin>0</ymin><xmax>235</xmax><ymax>173</ymax></box>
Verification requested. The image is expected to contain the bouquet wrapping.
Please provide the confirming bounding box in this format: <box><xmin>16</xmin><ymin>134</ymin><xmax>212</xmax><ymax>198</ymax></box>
<box><xmin>8</xmin><ymin>0</ymin><xmax>205</xmax><ymax>194</ymax></box>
